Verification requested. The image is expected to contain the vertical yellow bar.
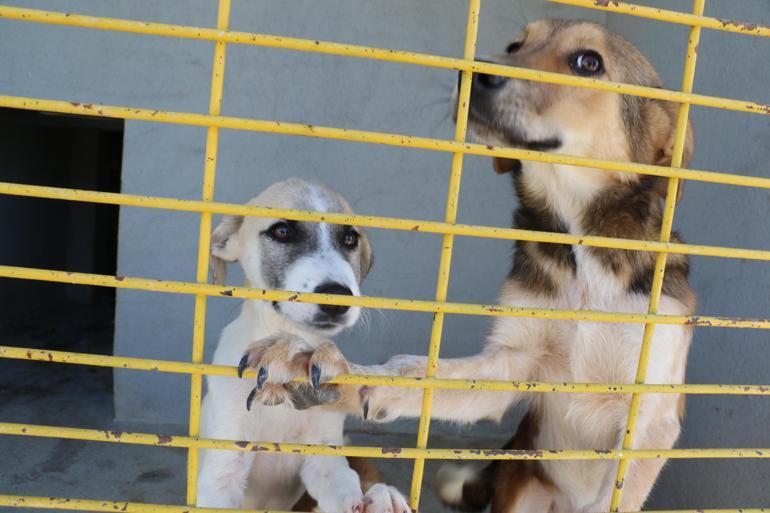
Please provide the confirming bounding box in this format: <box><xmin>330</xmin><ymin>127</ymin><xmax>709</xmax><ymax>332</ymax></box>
<box><xmin>609</xmin><ymin>1</ymin><xmax>704</xmax><ymax>510</ymax></box>
<box><xmin>186</xmin><ymin>0</ymin><xmax>232</xmax><ymax>505</ymax></box>
<box><xmin>408</xmin><ymin>0</ymin><xmax>481</xmax><ymax>509</ymax></box>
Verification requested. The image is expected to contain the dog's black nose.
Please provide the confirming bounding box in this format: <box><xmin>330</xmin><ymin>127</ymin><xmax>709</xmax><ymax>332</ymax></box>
<box><xmin>458</xmin><ymin>58</ymin><xmax>507</xmax><ymax>92</ymax></box>
<box><xmin>314</xmin><ymin>282</ymin><xmax>353</xmax><ymax>317</ymax></box>
<box><xmin>474</xmin><ymin>71</ymin><xmax>507</xmax><ymax>90</ymax></box>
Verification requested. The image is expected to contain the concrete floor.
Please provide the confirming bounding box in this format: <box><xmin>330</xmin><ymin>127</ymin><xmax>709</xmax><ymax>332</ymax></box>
<box><xmin>0</xmin><ymin>304</ymin><xmax>500</xmax><ymax>513</ymax></box>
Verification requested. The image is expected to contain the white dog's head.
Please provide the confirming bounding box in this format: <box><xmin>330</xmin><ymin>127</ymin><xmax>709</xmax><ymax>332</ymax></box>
<box><xmin>210</xmin><ymin>178</ymin><xmax>373</xmax><ymax>335</ymax></box>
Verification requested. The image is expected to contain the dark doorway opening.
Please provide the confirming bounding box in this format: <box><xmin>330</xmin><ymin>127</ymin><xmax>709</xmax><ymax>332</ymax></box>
<box><xmin>0</xmin><ymin>108</ymin><xmax>123</xmax><ymax>425</ymax></box>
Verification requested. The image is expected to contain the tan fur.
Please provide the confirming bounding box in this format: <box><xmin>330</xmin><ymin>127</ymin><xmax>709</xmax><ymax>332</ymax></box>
<box><xmin>243</xmin><ymin>335</ymin><xmax>363</xmax><ymax>413</ymax></box>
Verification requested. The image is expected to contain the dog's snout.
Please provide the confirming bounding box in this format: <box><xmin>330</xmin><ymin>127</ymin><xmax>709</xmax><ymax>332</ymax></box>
<box><xmin>474</xmin><ymin>71</ymin><xmax>507</xmax><ymax>90</ymax></box>
<box><xmin>457</xmin><ymin>59</ymin><xmax>507</xmax><ymax>93</ymax></box>
<box><xmin>314</xmin><ymin>282</ymin><xmax>353</xmax><ymax>317</ymax></box>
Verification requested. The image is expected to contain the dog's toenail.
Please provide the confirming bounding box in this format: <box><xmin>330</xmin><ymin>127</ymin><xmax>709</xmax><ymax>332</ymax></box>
<box><xmin>257</xmin><ymin>367</ymin><xmax>267</xmax><ymax>389</ymax></box>
<box><xmin>311</xmin><ymin>364</ymin><xmax>321</xmax><ymax>389</ymax></box>
<box><xmin>246</xmin><ymin>387</ymin><xmax>258</xmax><ymax>411</ymax></box>
<box><xmin>237</xmin><ymin>354</ymin><xmax>249</xmax><ymax>378</ymax></box>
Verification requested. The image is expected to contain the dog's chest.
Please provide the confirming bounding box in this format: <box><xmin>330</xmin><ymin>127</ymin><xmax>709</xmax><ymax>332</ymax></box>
<box><xmin>511</xmin><ymin>244</ymin><xmax>686</xmax><ymax>385</ymax></box>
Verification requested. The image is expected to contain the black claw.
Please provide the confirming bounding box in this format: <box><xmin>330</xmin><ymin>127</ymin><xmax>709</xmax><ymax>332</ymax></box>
<box><xmin>237</xmin><ymin>354</ymin><xmax>249</xmax><ymax>379</ymax></box>
<box><xmin>257</xmin><ymin>367</ymin><xmax>267</xmax><ymax>389</ymax></box>
<box><xmin>246</xmin><ymin>387</ymin><xmax>258</xmax><ymax>411</ymax></box>
<box><xmin>311</xmin><ymin>364</ymin><xmax>321</xmax><ymax>389</ymax></box>
<box><xmin>363</xmin><ymin>400</ymin><xmax>369</xmax><ymax>420</ymax></box>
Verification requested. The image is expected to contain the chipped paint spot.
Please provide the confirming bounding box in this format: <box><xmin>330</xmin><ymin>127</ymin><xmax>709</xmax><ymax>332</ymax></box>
<box><xmin>219</xmin><ymin>289</ymin><xmax>233</xmax><ymax>296</ymax></box>
<box><xmin>156</xmin><ymin>434</ymin><xmax>173</xmax><ymax>444</ymax></box>
<box><xmin>718</xmin><ymin>19</ymin><xmax>761</xmax><ymax>32</ymax></box>
<box><xmin>381</xmin><ymin>447</ymin><xmax>402</xmax><ymax>454</ymax></box>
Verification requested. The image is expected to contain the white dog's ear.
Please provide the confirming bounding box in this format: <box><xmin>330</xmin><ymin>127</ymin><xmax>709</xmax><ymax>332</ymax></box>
<box><xmin>358</xmin><ymin>229</ymin><xmax>374</xmax><ymax>281</ymax></box>
<box><xmin>210</xmin><ymin>215</ymin><xmax>243</xmax><ymax>285</ymax></box>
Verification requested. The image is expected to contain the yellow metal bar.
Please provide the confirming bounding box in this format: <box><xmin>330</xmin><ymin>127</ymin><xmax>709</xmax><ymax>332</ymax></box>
<box><xmin>2</xmin><ymin>496</ymin><xmax>769</xmax><ymax>513</ymax></box>
<box><xmin>611</xmin><ymin>1</ymin><xmax>704</xmax><ymax>510</ymax></box>
<box><xmin>3</xmin><ymin>95</ymin><xmax>770</xmax><ymax>191</ymax></box>
<box><xmin>550</xmin><ymin>0</ymin><xmax>770</xmax><ymax>38</ymax></box>
<box><xmin>3</xmin><ymin>495</ymin><xmax>295</xmax><ymax>513</ymax></box>
<box><xmin>186</xmin><ymin>0</ymin><xmax>230</xmax><ymax>504</ymax></box>
<box><xmin>2</xmin><ymin>264</ymin><xmax>770</xmax><ymax>329</ymax></box>
<box><xmin>5</xmin><ymin>344</ymin><xmax>770</xmax><ymax>396</ymax></box>
<box><xmin>0</xmin><ymin>5</ymin><xmax>767</xmax><ymax>115</ymax></box>
<box><xmin>4</xmin><ymin>421</ymin><xmax>770</xmax><ymax>461</ymax></box>
<box><xmin>5</xmin><ymin>181</ymin><xmax>770</xmax><ymax>263</ymax></box>
<box><xmin>409</xmin><ymin>0</ymin><xmax>480</xmax><ymax>508</ymax></box>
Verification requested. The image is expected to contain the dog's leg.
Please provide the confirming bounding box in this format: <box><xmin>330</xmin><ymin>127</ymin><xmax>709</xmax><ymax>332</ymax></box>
<box><xmin>358</xmin><ymin>346</ymin><xmax>534</xmax><ymax>424</ymax></box>
<box><xmin>196</xmin><ymin>385</ymin><xmax>258</xmax><ymax>508</ymax></box>
<box><xmin>197</xmin><ymin>447</ymin><xmax>257</xmax><ymax>507</ymax></box>
<box><xmin>615</xmin><ymin>396</ymin><xmax>683</xmax><ymax>511</ymax></box>
<box><xmin>300</xmin><ymin>455</ymin><xmax>409</xmax><ymax>513</ymax></box>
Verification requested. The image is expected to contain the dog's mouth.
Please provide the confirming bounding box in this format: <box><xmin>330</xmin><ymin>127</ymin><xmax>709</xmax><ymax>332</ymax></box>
<box><xmin>467</xmin><ymin>109</ymin><xmax>562</xmax><ymax>152</ymax></box>
<box><xmin>272</xmin><ymin>301</ymin><xmax>350</xmax><ymax>332</ymax></box>
<box><xmin>308</xmin><ymin>321</ymin><xmax>343</xmax><ymax>331</ymax></box>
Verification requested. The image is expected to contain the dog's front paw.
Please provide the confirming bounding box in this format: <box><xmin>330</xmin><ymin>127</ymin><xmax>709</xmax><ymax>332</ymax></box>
<box><xmin>238</xmin><ymin>333</ymin><xmax>313</xmax><ymax>410</ymax></box>
<box><xmin>283</xmin><ymin>340</ymin><xmax>353</xmax><ymax>410</ymax></box>
<box><xmin>359</xmin><ymin>386</ymin><xmax>404</xmax><ymax>423</ymax></box>
<box><xmin>238</xmin><ymin>335</ymin><xmax>351</xmax><ymax>410</ymax></box>
<box><xmin>362</xmin><ymin>483</ymin><xmax>410</xmax><ymax>513</ymax></box>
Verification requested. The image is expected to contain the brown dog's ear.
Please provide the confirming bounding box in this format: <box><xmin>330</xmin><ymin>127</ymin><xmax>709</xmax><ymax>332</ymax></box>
<box><xmin>656</xmin><ymin>119</ymin><xmax>694</xmax><ymax>169</ymax></box>
<box><xmin>210</xmin><ymin>215</ymin><xmax>243</xmax><ymax>285</ymax></box>
<box><xmin>492</xmin><ymin>157</ymin><xmax>521</xmax><ymax>174</ymax></box>
<box><xmin>653</xmin><ymin>119</ymin><xmax>694</xmax><ymax>203</ymax></box>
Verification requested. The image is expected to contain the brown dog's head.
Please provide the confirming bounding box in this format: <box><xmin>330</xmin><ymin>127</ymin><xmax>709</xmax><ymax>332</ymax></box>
<box><xmin>455</xmin><ymin>19</ymin><xmax>693</xmax><ymax>194</ymax></box>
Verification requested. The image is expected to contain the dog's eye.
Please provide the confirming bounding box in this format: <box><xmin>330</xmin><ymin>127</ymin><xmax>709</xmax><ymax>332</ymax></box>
<box><xmin>342</xmin><ymin>230</ymin><xmax>359</xmax><ymax>248</ymax></box>
<box><xmin>266</xmin><ymin>222</ymin><xmax>294</xmax><ymax>243</ymax></box>
<box><xmin>506</xmin><ymin>41</ymin><xmax>523</xmax><ymax>54</ymax></box>
<box><xmin>569</xmin><ymin>50</ymin><xmax>604</xmax><ymax>76</ymax></box>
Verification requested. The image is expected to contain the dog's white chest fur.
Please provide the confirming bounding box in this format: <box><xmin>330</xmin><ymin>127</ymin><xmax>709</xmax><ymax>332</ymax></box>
<box><xmin>198</xmin><ymin>302</ymin><xmax>346</xmax><ymax>509</ymax></box>
<box><xmin>498</xmin><ymin>243</ymin><xmax>690</xmax><ymax>511</ymax></box>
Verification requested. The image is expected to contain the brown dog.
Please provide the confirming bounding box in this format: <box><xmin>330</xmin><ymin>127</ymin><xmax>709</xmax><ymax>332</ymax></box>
<box><xmin>362</xmin><ymin>19</ymin><xmax>695</xmax><ymax>513</ymax></box>
<box><xmin>265</xmin><ymin>19</ymin><xmax>695</xmax><ymax>513</ymax></box>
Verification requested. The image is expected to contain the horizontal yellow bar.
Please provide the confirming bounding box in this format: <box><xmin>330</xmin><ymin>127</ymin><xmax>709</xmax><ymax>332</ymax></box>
<box><xmin>0</xmin><ymin>495</ymin><xmax>295</xmax><ymax>513</ymax></box>
<box><xmin>2</xmin><ymin>264</ymin><xmax>770</xmax><ymax>329</ymax></box>
<box><xmin>2</xmin><ymin>495</ymin><xmax>768</xmax><ymax>513</ymax></box>
<box><xmin>0</xmin><ymin>6</ymin><xmax>767</xmax><ymax>116</ymax></box>
<box><xmin>2</xmin><ymin>96</ymin><xmax>770</xmax><ymax>194</ymax></box>
<box><xmin>4</xmin><ymin>344</ymin><xmax>770</xmax><ymax>396</ymax></box>
<box><xmin>3</xmin><ymin>181</ymin><xmax>770</xmax><ymax>263</ymax></box>
<box><xmin>3</xmin><ymin>421</ymin><xmax>770</xmax><ymax>461</ymax></box>
<box><xmin>550</xmin><ymin>0</ymin><xmax>770</xmax><ymax>38</ymax></box>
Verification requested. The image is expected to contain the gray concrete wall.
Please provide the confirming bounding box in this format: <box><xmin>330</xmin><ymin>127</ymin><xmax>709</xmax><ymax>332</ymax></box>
<box><xmin>2</xmin><ymin>0</ymin><xmax>769</xmax><ymax>508</ymax></box>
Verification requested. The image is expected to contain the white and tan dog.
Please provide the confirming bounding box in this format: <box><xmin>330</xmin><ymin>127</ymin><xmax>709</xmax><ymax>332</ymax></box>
<box><xmin>196</xmin><ymin>178</ymin><xmax>409</xmax><ymax>513</ymax></box>
<box><xmin>270</xmin><ymin>20</ymin><xmax>696</xmax><ymax>513</ymax></box>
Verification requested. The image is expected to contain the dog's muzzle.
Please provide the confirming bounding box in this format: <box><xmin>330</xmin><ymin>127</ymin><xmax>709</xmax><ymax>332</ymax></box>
<box><xmin>314</xmin><ymin>281</ymin><xmax>353</xmax><ymax>320</ymax></box>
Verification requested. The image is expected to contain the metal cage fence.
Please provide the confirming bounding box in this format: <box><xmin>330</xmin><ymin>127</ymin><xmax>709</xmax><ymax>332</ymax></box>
<box><xmin>0</xmin><ymin>0</ymin><xmax>768</xmax><ymax>512</ymax></box>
